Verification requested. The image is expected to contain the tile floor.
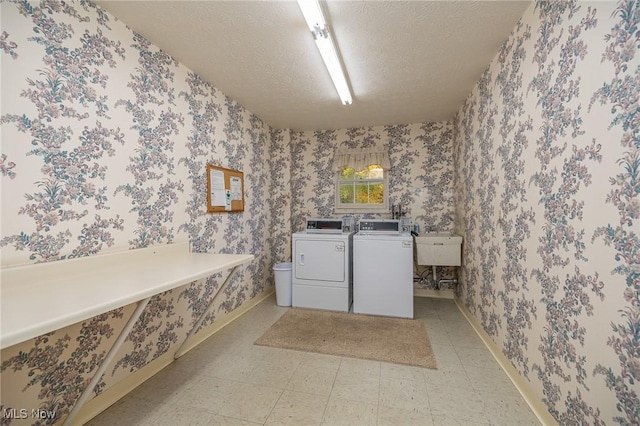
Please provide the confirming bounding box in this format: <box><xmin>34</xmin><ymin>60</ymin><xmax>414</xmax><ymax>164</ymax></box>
<box><xmin>87</xmin><ymin>296</ymin><xmax>540</xmax><ymax>425</ymax></box>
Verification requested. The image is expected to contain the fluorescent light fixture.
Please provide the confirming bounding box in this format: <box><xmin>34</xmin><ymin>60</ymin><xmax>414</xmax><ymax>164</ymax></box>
<box><xmin>297</xmin><ymin>0</ymin><xmax>353</xmax><ymax>105</ymax></box>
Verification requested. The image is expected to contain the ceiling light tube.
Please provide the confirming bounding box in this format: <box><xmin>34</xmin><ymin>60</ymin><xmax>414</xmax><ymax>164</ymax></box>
<box><xmin>297</xmin><ymin>0</ymin><xmax>326</xmax><ymax>32</ymax></box>
<box><xmin>297</xmin><ymin>0</ymin><xmax>353</xmax><ymax>105</ymax></box>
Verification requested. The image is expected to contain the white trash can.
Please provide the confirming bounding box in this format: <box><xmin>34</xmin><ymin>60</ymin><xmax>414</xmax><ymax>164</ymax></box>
<box><xmin>273</xmin><ymin>262</ymin><xmax>292</xmax><ymax>307</ymax></box>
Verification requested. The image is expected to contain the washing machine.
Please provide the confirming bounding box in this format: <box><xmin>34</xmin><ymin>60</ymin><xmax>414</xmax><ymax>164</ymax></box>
<box><xmin>292</xmin><ymin>218</ymin><xmax>354</xmax><ymax>312</ymax></box>
<box><xmin>353</xmin><ymin>219</ymin><xmax>414</xmax><ymax>318</ymax></box>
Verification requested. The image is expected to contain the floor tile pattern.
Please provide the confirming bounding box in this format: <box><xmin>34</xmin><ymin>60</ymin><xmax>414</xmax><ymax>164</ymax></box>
<box><xmin>87</xmin><ymin>296</ymin><xmax>540</xmax><ymax>425</ymax></box>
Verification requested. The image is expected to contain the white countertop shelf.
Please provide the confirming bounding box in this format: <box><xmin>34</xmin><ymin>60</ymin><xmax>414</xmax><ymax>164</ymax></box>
<box><xmin>0</xmin><ymin>242</ymin><xmax>254</xmax><ymax>349</ymax></box>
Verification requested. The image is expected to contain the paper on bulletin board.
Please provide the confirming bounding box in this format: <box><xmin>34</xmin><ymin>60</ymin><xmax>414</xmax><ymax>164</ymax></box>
<box><xmin>210</xmin><ymin>169</ymin><xmax>226</xmax><ymax>206</ymax></box>
<box><xmin>225</xmin><ymin>189</ymin><xmax>232</xmax><ymax>211</ymax></box>
<box><xmin>230</xmin><ymin>176</ymin><xmax>242</xmax><ymax>201</ymax></box>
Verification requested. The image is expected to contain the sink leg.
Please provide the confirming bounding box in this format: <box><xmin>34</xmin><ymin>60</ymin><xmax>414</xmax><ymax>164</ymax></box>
<box><xmin>432</xmin><ymin>266</ymin><xmax>437</xmax><ymax>287</ymax></box>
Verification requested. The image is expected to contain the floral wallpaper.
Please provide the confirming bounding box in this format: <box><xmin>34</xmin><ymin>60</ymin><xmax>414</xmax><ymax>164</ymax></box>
<box><xmin>0</xmin><ymin>0</ymin><xmax>287</xmax><ymax>423</ymax></box>
<box><xmin>290</xmin><ymin>123</ymin><xmax>454</xmax><ymax>233</ymax></box>
<box><xmin>290</xmin><ymin>122</ymin><xmax>456</xmax><ymax>290</ymax></box>
<box><xmin>268</xmin><ymin>128</ymin><xmax>293</xmax><ymax>266</ymax></box>
<box><xmin>453</xmin><ymin>1</ymin><xmax>639</xmax><ymax>424</ymax></box>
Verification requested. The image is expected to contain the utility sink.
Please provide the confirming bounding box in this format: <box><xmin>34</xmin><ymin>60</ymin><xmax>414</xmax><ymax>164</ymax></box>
<box><xmin>414</xmin><ymin>233</ymin><xmax>463</xmax><ymax>266</ymax></box>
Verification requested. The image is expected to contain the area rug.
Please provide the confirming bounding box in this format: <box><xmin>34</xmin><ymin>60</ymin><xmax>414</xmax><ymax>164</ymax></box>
<box><xmin>254</xmin><ymin>308</ymin><xmax>437</xmax><ymax>369</ymax></box>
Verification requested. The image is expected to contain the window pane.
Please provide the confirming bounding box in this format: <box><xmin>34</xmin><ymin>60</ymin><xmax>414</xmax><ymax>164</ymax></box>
<box><xmin>340</xmin><ymin>167</ymin><xmax>355</xmax><ymax>180</ymax></box>
<box><xmin>370</xmin><ymin>182</ymin><xmax>384</xmax><ymax>204</ymax></box>
<box><xmin>341</xmin><ymin>164</ymin><xmax>384</xmax><ymax>181</ymax></box>
<box><xmin>355</xmin><ymin>168</ymin><xmax>368</xmax><ymax>180</ymax></box>
<box><xmin>339</xmin><ymin>183</ymin><xmax>354</xmax><ymax>203</ymax></box>
<box><xmin>369</xmin><ymin>166</ymin><xmax>384</xmax><ymax>179</ymax></box>
<box><xmin>355</xmin><ymin>183</ymin><xmax>369</xmax><ymax>203</ymax></box>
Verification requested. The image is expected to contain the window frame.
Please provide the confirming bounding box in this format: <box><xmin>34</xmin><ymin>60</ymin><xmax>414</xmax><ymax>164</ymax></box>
<box><xmin>334</xmin><ymin>164</ymin><xmax>389</xmax><ymax>214</ymax></box>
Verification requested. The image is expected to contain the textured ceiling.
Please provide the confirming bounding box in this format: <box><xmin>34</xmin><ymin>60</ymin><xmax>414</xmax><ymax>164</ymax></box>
<box><xmin>95</xmin><ymin>0</ymin><xmax>532</xmax><ymax>131</ymax></box>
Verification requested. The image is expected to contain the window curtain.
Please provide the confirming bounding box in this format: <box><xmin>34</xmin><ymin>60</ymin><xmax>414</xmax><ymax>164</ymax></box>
<box><xmin>332</xmin><ymin>149</ymin><xmax>391</xmax><ymax>172</ymax></box>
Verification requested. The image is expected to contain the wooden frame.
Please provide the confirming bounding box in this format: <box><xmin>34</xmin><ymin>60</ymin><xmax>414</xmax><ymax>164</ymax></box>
<box><xmin>207</xmin><ymin>164</ymin><xmax>244</xmax><ymax>212</ymax></box>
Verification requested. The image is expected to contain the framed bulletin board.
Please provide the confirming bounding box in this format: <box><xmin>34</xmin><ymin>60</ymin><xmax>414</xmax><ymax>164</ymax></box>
<box><xmin>207</xmin><ymin>164</ymin><xmax>245</xmax><ymax>213</ymax></box>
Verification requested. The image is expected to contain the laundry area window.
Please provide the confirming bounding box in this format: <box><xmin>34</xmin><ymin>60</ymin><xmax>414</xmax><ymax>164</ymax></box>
<box><xmin>334</xmin><ymin>150</ymin><xmax>389</xmax><ymax>213</ymax></box>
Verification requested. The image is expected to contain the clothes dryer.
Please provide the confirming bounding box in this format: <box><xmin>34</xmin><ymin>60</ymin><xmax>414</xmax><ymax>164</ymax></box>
<box><xmin>291</xmin><ymin>218</ymin><xmax>353</xmax><ymax>312</ymax></box>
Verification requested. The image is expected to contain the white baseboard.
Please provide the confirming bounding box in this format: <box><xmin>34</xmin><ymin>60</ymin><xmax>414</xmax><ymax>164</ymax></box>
<box><xmin>414</xmin><ymin>288</ymin><xmax>455</xmax><ymax>299</ymax></box>
<box><xmin>71</xmin><ymin>289</ymin><xmax>274</xmax><ymax>426</ymax></box>
<box><xmin>453</xmin><ymin>297</ymin><xmax>557</xmax><ymax>426</ymax></box>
